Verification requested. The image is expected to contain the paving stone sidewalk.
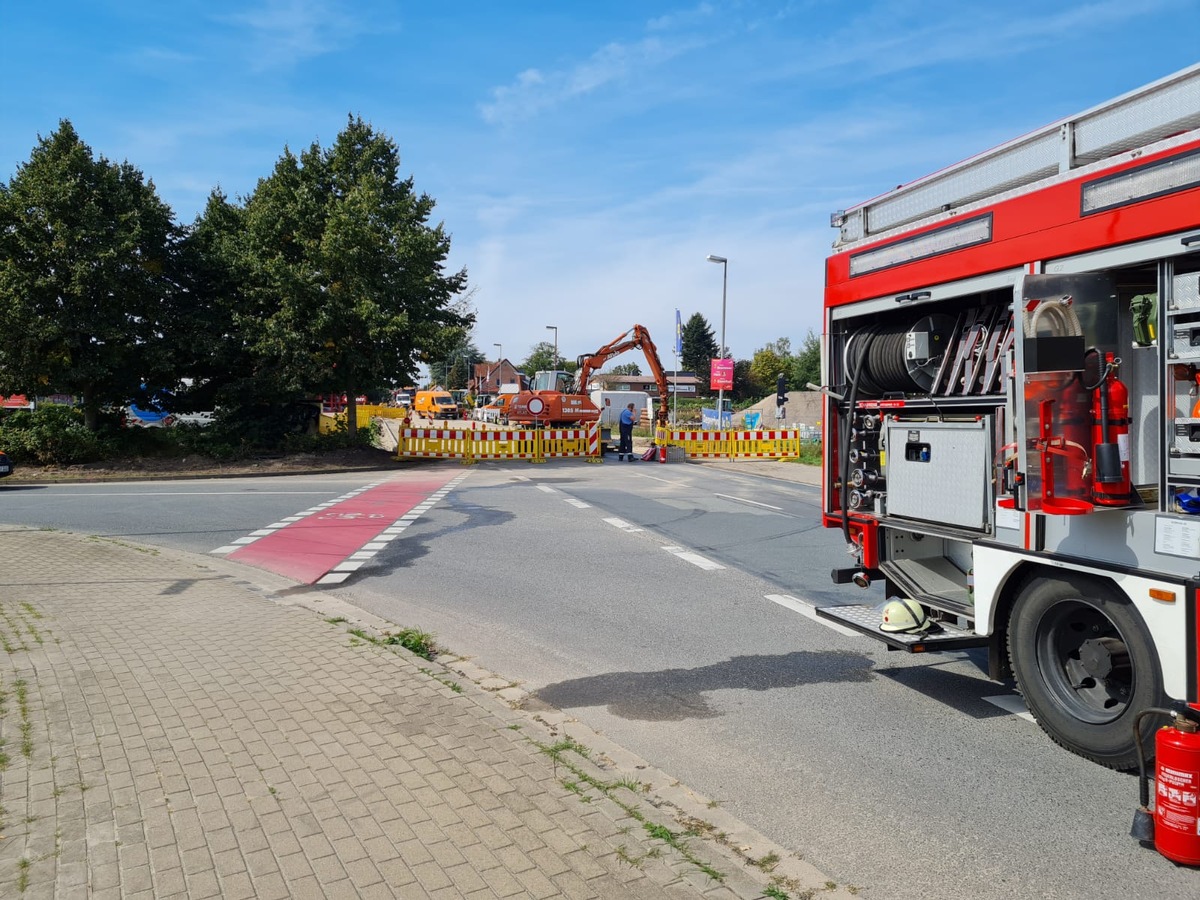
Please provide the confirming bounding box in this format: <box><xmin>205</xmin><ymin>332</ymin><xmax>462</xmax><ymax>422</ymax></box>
<box><xmin>0</xmin><ymin>526</ymin><xmax>842</xmax><ymax>899</ymax></box>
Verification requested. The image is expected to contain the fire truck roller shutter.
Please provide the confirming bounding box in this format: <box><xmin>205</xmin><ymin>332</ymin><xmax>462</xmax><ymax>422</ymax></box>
<box><xmin>1007</xmin><ymin>572</ymin><xmax>1166</xmax><ymax>770</ymax></box>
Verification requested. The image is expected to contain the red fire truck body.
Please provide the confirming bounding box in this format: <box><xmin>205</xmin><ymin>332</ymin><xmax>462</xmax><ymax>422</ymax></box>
<box><xmin>817</xmin><ymin>64</ymin><xmax>1200</xmax><ymax>768</ymax></box>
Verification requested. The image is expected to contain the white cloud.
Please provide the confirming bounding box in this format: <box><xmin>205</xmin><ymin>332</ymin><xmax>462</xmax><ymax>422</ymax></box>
<box><xmin>479</xmin><ymin>34</ymin><xmax>703</xmax><ymax>127</ymax></box>
<box><xmin>220</xmin><ymin>0</ymin><xmax>385</xmax><ymax>71</ymax></box>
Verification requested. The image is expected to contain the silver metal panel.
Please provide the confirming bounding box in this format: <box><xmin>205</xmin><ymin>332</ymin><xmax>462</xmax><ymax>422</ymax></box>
<box><xmin>1171</xmin><ymin>418</ymin><xmax>1200</xmax><ymax>456</ymax></box>
<box><xmin>1120</xmin><ymin>309</ymin><xmax>1159</xmax><ymax>488</ymax></box>
<box><xmin>884</xmin><ymin>419</ymin><xmax>991</xmax><ymax>530</ymax></box>
<box><xmin>1169</xmin><ymin>321</ymin><xmax>1200</xmax><ymax>361</ymax></box>
<box><xmin>1170</xmin><ymin>272</ymin><xmax>1200</xmax><ymax>311</ymax></box>
<box><xmin>1074</xmin><ymin>73</ymin><xmax>1200</xmax><ymax>164</ymax></box>
<box><xmin>1042</xmin><ymin>508</ymin><xmax>1200</xmax><ymax>580</ymax></box>
<box><xmin>865</xmin><ymin>133</ymin><xmax>1059</xmax><ymax>235</ymax></box>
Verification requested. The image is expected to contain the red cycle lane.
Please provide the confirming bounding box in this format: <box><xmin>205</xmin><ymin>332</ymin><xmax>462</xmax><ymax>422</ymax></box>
<box><xmin>228</xmin><ymin>471</ymin><xmax>461</xmax><ymax>583</ymax></box>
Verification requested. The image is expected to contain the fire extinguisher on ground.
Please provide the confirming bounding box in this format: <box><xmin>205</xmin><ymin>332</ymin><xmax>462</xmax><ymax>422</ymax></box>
<box><xmin>1131</xmin><ymin>703</ymin><xmax>1200</xmax><ymax>865</ymax></box>
<box><xmin>1090</xmin><ymin>351</ymin><xmax>1132</xmax><ymax>506</ymax></box>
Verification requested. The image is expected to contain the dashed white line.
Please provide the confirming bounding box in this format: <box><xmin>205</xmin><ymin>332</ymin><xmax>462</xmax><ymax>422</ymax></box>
<box><xmin>663</xmin><ymin>546</ymin><xmax>724</xmax><ymax>570</ymax></box>
<box><xmin>634</xmin><ymin>473</ymin><xmax>687</xmax><ymax>486</ymax></box>
<box><xmin>983</xmin><ymin>694</ymin><xmax>1036</xmax><ymax>722</ymax></box>
<box><xmin>714</xmin><ymin>493</ymin><xmax>783</xmax><ymax>511</ymax></box>
<box><xmin>603</xmin><ymin>517</ymin><xmax>644</xmax><ymax>533</ymax></box>
<box><xmin>565</xmin><ymin>498</ymin><xmax>591</xmax><ymax>508</ymax></box>
<box><xmin>763</xmin><ymin>594</ymin><xmax>861</xmax><ymax>637</ymax></box>
<box><xmin>537</xmin><ymin>485</ymin><xmax>557</xmax><ymax>493</ymax></box>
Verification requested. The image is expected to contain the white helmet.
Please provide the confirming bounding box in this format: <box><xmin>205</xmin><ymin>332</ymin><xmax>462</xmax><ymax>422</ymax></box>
<box><xmin>879</xmin><ymin>598</ymin><xmax>931</xmax><ymax>634</ymax></box>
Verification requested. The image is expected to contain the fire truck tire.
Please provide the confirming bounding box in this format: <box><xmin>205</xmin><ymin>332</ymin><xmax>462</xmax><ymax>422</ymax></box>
<box><xmin>1007</xmin><ymin>574</ymin><xmax>1164</xmax><ymax>770</ymax></box>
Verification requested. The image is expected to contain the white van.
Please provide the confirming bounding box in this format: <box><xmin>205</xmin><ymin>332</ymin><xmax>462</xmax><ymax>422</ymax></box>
<box><xmin>590</xmin><ymin>390</ymin><xmax>649</xmax><ymax>426</ymax></box>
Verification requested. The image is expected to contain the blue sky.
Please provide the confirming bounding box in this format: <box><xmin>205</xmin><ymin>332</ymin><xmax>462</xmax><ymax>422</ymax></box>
<box><xmin>3</xmin><ymin>1</ymin><xmax>1198</xmax><ymax>373</ymax></box>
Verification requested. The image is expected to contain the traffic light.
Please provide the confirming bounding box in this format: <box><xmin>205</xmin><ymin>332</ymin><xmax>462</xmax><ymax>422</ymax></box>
<box><xmin>776</xmin><ymin>373</ymin><xmax>787</xmax><ymax>406</ymax></box>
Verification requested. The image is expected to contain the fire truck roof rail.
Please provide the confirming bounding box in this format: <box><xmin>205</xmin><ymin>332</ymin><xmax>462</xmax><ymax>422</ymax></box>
<box><xmin>832</xmin><ymin>63</ymin><xmax>1200</xmax><ymax>249</ymax></box>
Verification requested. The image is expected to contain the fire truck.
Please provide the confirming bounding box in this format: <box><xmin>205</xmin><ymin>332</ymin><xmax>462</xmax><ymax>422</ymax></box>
<box><xmin>816</xmin><ymin>63</ymin><xmax>1200</xmax><ymax>769</ymax></box>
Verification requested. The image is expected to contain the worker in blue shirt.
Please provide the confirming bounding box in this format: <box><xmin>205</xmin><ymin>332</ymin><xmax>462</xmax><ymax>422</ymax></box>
<box><xmin>618</xmin><ymin>403</ymin><xmax>637</xmax><ymax>461</ymax></box>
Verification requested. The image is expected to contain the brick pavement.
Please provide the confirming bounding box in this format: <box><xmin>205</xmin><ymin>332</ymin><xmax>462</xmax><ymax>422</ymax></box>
<box><xmin>0</xmin><ymin>525</ymin><xmax>847</xmax><ymax>899</ymax></box>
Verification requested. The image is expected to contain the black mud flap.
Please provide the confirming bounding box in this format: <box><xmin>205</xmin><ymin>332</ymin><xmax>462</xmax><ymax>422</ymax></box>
<box><xmin>815</xmin><ymin>604</ymin><xmax>990</xmax><ymax>653</ymax></box>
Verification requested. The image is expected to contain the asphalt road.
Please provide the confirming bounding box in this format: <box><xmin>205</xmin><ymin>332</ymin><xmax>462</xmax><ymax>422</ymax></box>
<box><xmin>2</xmin><ymin>461</ymin><xmax>1195</xmax><ymax>899</ymax></box>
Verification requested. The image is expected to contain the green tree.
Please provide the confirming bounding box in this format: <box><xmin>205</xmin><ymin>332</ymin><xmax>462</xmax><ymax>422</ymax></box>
<box><xmin>0</xmin><ymin>120</ymin><xmax>181</xmax><ymax>429</ymax></box>
<box><xmin>749</xmin><ymin>337</ymin><xmax>793</xmax><ymax>399</ymax></box>
<box><xmin>732</xmin><ymin>359</ymin><xmax>755</xmax><ymax>402</ymax></box>
<box><xmin>429</xmin><ymin>334</ymin><xmax>483</xmax><ymax>390</ymax></box>
<box><xmin>175</xmin><ymin>189</ymin><xmax>258</xmax><ymax>412</ymax></box>
<box><xmin>609</xmin><ymin>362</ymin><xmax>641</xmax><ymax>376</ymax></box>
<box><xmin>237</xmin><ymin>115</ymin><xmax>470</xmax><ymax>435</ymax></box>
<box><xmin>680</xmin><ymin>313</ymin><xmax>719</xmax><ymax>392</ymax></box>
<box><xmin>789</xmin><ymin>329</ymin><xmax>821</xmax><ymax>390</ymax></box>
<box><xmin>519</xmin><ymin>341</ymin><xmax>558</xmax><ymax>376</ymax></box>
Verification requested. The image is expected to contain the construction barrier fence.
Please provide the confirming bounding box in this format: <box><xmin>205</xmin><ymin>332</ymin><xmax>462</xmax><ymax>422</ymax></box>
<box><xmin>378</xmin><ymin>419</ymin><xmax>805</xmax><ymax>463</ymax></box>
<box><xmin>320</xmin><ymin>405</ymin><xmax>408</xmax><ymax>434</ymax></box>
<box><xmin>394</xmin><ymin>424</ymin><xmax>601</xmax><ymax>463</ymax></box>
<box><xmin>657</xmin><ymin>428</ymin><xmax>804</xmax><ymax>460</ymax></box>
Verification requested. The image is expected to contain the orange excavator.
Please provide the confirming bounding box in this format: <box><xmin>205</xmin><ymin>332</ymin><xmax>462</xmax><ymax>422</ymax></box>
<box><xmin>505</xmin><ymin>325</ymin><xmax>671</xmax><ymax>427</ymax></box>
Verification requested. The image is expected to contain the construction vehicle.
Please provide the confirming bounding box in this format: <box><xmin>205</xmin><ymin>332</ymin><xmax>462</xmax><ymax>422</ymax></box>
<box><xmin>506</xmin><ymin>325</ymin><xmax>671</xmax><ymax>427</ymax></box>
<box><xmin>814</xmin><ymin>63</ymin><xmax>1200</xmax><ymax>771</ymax></box>
<box><xmin>575</xmin><ymin>325</ymin><xmax>670</xmax><ymax>428</ymax></box>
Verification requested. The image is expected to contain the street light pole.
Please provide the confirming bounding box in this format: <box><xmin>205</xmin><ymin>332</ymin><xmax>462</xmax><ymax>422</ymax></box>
<box><xmin>545</xmin><ymin>325</ymin><xmax>558</xmax><ymax>368</ymax></box>
<box><xmin>490</xmin><ymin>342</ymin><xmax>502</xmax><ymax>390</ymax></box>
<box><xmin>706</xmin><ymin>254</ymin><xmax>728</xmax><ymax>428</ymax></box>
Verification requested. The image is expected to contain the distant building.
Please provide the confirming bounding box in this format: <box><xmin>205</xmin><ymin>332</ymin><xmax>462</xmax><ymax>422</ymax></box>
<box><xmin>587</xmin><ymin>371</ymin><xmax>701</xmax><ymax>396</ymax></box>
<box><xmin>472</xmin><ymin>359</ymin><xmax>521</xmax><ymax>393</ymax></box>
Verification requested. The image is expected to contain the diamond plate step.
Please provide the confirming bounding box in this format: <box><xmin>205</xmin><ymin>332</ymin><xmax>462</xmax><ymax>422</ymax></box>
<box><xmin>815</xmin><ymin>604</ymin><xmax>989</xmax><ymax>653</ymax></box>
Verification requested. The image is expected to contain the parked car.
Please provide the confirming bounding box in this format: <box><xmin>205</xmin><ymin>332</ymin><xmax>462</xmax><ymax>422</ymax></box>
<box><xmin>0</xmin><ymin>449</ymin><xmax>13</xmax><ymax>479</ymax></box>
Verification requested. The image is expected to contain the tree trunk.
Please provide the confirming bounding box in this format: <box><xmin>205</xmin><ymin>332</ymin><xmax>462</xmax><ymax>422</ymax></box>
<box><xmin>345</xmin><ymin>385</ymin><xmax>358</xmax><ymax>439</ymax></box>
<box><xmin>83</xmin><ymin>385</ymin><xmax>98</xmax><ymax>431</ymax></box>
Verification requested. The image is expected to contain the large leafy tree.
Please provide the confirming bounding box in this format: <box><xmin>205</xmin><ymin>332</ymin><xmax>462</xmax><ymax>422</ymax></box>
<box><xmin>749</xmin><ymin>337</ymin><xmax>793</xmax><ymax>398</ymax></box>
<box><xmin>237</xmin><ymin>116</ymin><xmax>470</xmax><ymax>434</ymax></box>
<box><xmin>428</xmin><ymin>333</ymin><xmax>483</xmax><ymax>390</ymax></box>
<box><xmin>519</xmin><ymin>341</ymin><xmax>559</xmax><ymax>376</ymax></box>
<box><xmin>789</xmin><ymin>329</ymin><xmax>821</xmax><ymax>390</ymax></box>
<box><xmin>0</xmin><ymin>121</ymin><xmax>181</xmax><ymax>428</ymax></box>
<box><xmin>680</xmin><ymin>313</ymin><xmax>719</xmax><ymax>393</ymax></box>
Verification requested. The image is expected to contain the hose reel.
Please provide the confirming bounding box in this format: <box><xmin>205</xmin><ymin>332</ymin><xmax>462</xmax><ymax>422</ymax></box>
<box><xmin>843</xmin><ymin>314</ymin><xmax>954</xmax><ymax>397</ymax></box>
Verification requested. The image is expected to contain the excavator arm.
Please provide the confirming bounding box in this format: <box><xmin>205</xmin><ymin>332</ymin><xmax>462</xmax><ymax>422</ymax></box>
<box><xmin>574</xmin><ymin>325</ymin><xmax>671</xmax><ymax>426</ymax></box>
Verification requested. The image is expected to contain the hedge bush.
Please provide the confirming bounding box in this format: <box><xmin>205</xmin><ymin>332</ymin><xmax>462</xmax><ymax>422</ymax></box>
<box><xmin>0</xmin><ymin>405</ymin><xmax>114</xmax><ymax>465</ymax></box>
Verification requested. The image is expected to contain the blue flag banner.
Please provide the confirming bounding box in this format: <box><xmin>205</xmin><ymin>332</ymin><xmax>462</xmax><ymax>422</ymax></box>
<box><xmin>675</xmin><ymin>308</ymin><xmax>683</xmax><ymax>356</ymax></box>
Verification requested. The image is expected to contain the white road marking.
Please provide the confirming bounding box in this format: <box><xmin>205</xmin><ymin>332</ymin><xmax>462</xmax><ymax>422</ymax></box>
<box><xmin>763</xmin><ymin>594</ymin><xmax>861</xmax><ymax>637</ymax></box>
<box><xmin>663</xmin><ymin>546</ymin><xmax>724</xmax><ymax>570</ymax></box>
<box><xmin>603</xmin><ymin>517</ymin><xmax>644</xmax><ymax>533</ymax></box>
<box><xmin>714</xmin><ymin>493</ymin><xmax>783</xmax><ymax>511</ymax></box>
<box><xmin>316</xmin><ymin>572</ymin><xmax>351</xmax><ymax>584</ymax></box>
<box><xmin>537</xmin><ymin>485</ymin><xmax>557</xmax><ymax>493</ymax></box>
<box><xmin>565</xmin><ymin>498</ymin><xmax>591</xmax><ymax>508</ymax></box>
<box><xmin>634</xmin><ymin>473</ymin><xmax>687</xmax><ymax>486</ymax></box>
<box><xmin>983</xmin><ymin>694</ymin><xmax>1036</xmax><ymax>722</ymax></box>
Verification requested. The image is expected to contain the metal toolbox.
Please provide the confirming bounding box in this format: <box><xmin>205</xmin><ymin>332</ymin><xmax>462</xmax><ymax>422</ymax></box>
<box><xmin>883</xmin><ymin>418</ymin><xmax>992</xmax><ymax>530</ymax></box>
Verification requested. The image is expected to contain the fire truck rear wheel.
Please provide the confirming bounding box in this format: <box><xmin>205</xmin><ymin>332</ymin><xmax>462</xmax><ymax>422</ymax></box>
<box><xmin>1007</xmin><ymin>574</ymin><xmax>1164</xmax><ymax>770</ymax></box>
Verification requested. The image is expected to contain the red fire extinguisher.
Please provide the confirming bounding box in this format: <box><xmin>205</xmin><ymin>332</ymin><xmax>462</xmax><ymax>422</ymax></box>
<box><xmin>1091</xmin><ymin>352</ymin><xmax>1131</xmax><ymax>506</ymax></box>
<box><xmin>1132</xmin><ymin>704</ymin><xmax>1200</xmax><ymax>865</ymax></box>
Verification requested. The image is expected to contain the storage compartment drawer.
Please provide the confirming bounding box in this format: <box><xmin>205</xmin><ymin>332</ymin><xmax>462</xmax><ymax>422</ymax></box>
<box><xmin>884</xmin><ymin>419</ymin><xmax>992</xmax><ymax>530</ymax></box>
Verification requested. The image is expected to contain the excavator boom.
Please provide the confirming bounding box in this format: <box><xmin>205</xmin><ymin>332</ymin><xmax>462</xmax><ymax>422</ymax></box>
<box><xmin>574</xmin><ymin>325</ymin><xmax>671</xmax><ymax>426</ymax></box>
